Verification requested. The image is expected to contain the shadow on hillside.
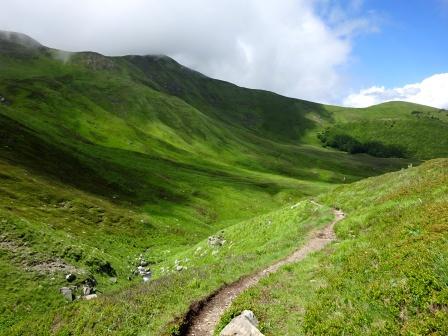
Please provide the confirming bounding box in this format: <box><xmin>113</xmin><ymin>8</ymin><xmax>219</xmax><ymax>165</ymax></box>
<box><xmin>125</xmin><ymin>55</ymin><xmax>332</xmax><ymax>143</ymax></box>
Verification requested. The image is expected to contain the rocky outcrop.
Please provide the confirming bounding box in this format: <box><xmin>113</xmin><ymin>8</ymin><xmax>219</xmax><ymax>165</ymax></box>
<box><xmin>59</xmin><ymin>277</ymin><xmax>97</xmax><ymax>302</ymax></box>
<box><xmin>220</xmin><ymin>310</ymin><xmax>264</xmax><ymax>336</ymax></box>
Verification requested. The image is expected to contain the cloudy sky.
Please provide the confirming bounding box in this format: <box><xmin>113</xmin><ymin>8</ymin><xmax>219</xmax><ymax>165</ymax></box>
<box><xmin>1</xmin><ymin>0</ymin><xmax>447</xmax><ymax>108</ymax></box>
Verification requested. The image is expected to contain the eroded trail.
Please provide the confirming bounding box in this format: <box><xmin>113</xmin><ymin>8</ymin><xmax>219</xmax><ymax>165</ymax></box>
<box><xmin>182</xmin><ymin>207</ymin><xmax>345</xmax><ymax>336</ymax></box>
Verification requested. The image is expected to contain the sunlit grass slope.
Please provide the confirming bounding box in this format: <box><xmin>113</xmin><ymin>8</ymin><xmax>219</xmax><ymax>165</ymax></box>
<box><xmin>222</xmin><ymin>159</ymin><xmax>448</xmax><ymax>335</ymax></box>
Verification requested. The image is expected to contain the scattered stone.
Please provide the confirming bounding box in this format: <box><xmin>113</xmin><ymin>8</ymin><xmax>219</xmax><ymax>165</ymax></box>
<box><xmin>59</xmin><ymin>287</ymin><xmax>74</xmax><ymax>302</ymax></box>
<box><xmin>65</xmin><ymin>273</ymin><xmax>76</xmax><ymax>282</ymax></box>
<box><xmin>175</xmin><ymin>265</ymin><xmax>184</xmax><ymax>271</ymax></box>
<box><xmin>0</xmin><ymin>95</ymin><xmax>10</xmax><ymax>105</ymax></box>
<box><xmin>82</xmin><ymin>285</ymin><xmax>92</xmax><ymax>295</ymax></box>
<box><xmin>220</xmin><ymin>310</ymin><xmax>264</xmax><ymax>336</ymax></box>
<box><xmin>134</xmin><ymin>263</ymin><xmax>152</xmax><ymax>282</ymax></box>
<box><xmin>109</xmin><ymin>277</ymin><xmax>117</xmax><ymax>284</ymax></box>
<box><xmin>83</xmin><ymin>294</ymin><xmax>98</xmax><ymax>300</ymax></box>
<box><xmin>208</xmin><ymin>235</ymin><xmax>225</xmax><ymax>247</ymax></box>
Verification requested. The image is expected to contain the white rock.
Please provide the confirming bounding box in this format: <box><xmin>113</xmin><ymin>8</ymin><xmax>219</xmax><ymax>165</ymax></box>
<box><xmin>220</xmin><ymin>311</ymin><xmax>264</xmax><ymax>336</ymax></box>
<box><xmin>241</xmin><ymin>310</ymin><xmax>259</xmax><ymax>326</ymax></box>
<box><xmin>83</xmin><ymin>294</ymin><xmax>97</xmax><ymax>300</ymax></box>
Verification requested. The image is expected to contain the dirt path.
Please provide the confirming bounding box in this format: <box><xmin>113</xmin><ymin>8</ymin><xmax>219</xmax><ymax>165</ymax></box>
<box><xmin>182</xmin><ymin>207</ymin><xmax>345</xmax><ymax>336</ymax></box>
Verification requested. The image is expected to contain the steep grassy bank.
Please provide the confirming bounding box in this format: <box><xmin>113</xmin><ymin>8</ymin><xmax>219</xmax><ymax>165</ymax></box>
<box><xmin>221</xmin><ymin>159</ymin><xmax>448</xmax><ymax>335</ymax></box>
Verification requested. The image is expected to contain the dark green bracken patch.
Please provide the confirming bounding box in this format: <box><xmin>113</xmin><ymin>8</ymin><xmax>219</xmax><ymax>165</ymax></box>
<box><xmin>318</xmin><ymin>128</ymin><xmax>408</xmax><ymax>158</ymax></box>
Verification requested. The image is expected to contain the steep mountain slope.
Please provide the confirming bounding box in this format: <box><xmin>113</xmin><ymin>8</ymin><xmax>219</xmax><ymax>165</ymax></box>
<box><xmin>125</xmin><ymin>54</ymin><xmax>448</xmax><ymax>159</ymax></box>
<box><xmin>0</xmin><ymin>31</ymin><xmax>447</xmax><ymax>335</ymax></box>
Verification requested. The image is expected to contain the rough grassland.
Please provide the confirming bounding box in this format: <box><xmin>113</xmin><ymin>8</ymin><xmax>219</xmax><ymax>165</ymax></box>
<box><xmin>4</xmin><ymin>199</ymin><xmax>334</xmax><ymax>335</ymax></box>
<box><xmin>221</xmin><ymin>159</ymin><xmax>448</xmax><ymax>335</ymax></box>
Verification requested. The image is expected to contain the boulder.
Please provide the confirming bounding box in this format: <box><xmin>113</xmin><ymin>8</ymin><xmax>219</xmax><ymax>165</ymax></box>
<box><xmin>241</xmin><ymin>310</ymin><xmax>259</xmax><ymax>326</ymax></box>
<box><xmin>59</xmin><ymin>287</ymin><xmax>74</xmax><ymax>302</ymax></box>
<box><xmin>82</xmin><ymin>285</ymin><xmax>95</xmax><ymax>296</ymax></box>
<box><xmin>142</xmin><ymin>272</ymin><xmax>152</xmax><ymax>282</ymax></box>
<box><xmin>220</xmin><ymin>310</ymin><xmax>264</xmax><ymax>336</ymax></box>
<box><xmin>83</xmin><ymin>294</ymin><xmax>97</xmax><ymax>300</ymax></box>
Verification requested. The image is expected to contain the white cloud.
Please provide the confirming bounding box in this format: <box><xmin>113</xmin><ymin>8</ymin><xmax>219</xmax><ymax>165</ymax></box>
<box><xmin>0</xmin><ymin>0</ymin><xmax>373</xmax><ymax>102</ymax></box>
<box><xmin>344</xmin><ymin>73</ymin><xmax>448</xmax><ymax>109</ymax></box>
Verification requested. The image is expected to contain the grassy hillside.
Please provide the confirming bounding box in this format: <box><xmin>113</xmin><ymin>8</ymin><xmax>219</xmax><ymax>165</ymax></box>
<box><xmin>0</xmin><ymin>30</ymin><xmax>447</xmax><ymax>335</ymax></box>
<box><xmin>4</xmin><ymin>198</ymin><xmax>334</xmax><ymax>335</ymax></box>
<box><xmin>221</xmin><ymin>159</ymin><xmax>448</xmax><ymax>335</ymax></box>
<box><xmin>315</xmin><ymin>102</ymin><xmax>448</xmax><ymax>159</ymax></box>
<box><xmin>123</xmin><ymin>55</ymin><xmax>448</xmax><ymax>159</ymax></box>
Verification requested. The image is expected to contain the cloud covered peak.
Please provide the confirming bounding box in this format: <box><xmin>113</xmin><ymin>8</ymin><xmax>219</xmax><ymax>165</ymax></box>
<box><xmin>0</xmin><ymin>0</ymin><xmax>372</xmax><ymax>103</ymax></box>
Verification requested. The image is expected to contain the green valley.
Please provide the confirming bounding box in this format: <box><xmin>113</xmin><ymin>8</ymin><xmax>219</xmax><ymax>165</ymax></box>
<box><xmin>0</xmin><ymin>31</ymin><xmax>447</xmax><ymax>335</ymax></box>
